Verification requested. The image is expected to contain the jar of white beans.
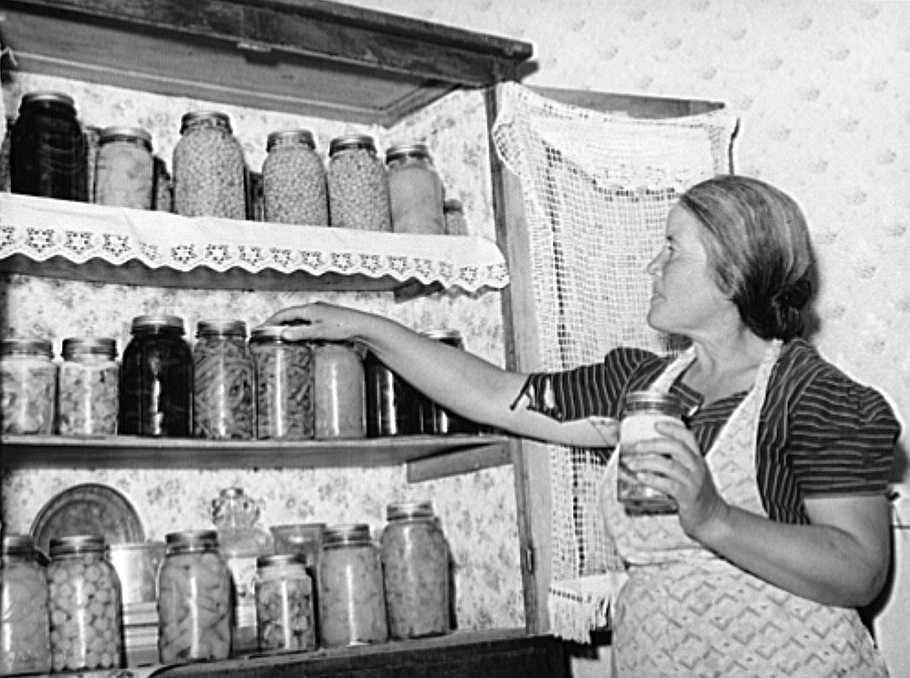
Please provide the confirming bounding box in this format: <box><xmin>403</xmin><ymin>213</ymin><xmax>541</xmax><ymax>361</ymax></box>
<box><xmin>57</xmin><ymin>337</ymin><xmax>119</xmax><ymax>436</ymax></box>
<box><xmin>327</xmin><ymin>134</ymin><xmax>390</xmax><ymax>232</ymax></box>
<box><xmin>262</xmin><ymin>129</ymin><xmax>328</xmax><ymax>225</ymax></box>
<box><xmin>193</xmin><ymin>320</ymin><xmax>254</xmax><ymax>440</ymax></box>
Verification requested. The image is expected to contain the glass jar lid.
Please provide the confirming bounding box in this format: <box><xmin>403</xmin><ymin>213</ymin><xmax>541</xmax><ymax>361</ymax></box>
<box><xmin>623</xmin><ymin>390</ymin><xmax>682</xmax><ymax>418</ymax></box>
<box><xmin>322</xmin><ymin>523</ymin><xmax>372</xmax><ymax>548</ymax></box>
<box><xmin>165</xmin><ymin>529</ymin><xmax>218</xmax><ymax>553</ymax></box>
<box><xmin>20</xmin><ymin>91</ymin><xmax>76</xmax><ymax>112</ymax></box>
<box><xmin>0</xmin><ymin>337</ymin><xmax>53</xmax><ymax>358</ymax></box>
<box><xmin>386</xmin><ymin>500</ymin><xmax>435</xmax><ymax>521</ymax></box>
<box><xmin>196</xmin><ymin>319</ymin><xmax>247</xmax><ymax>338</ymax></box>
<box><xmin>385</xmin><ymin>142</ymin><xmax>432</xmax><ymax>164</ymax></box>
<box><xmin>62</xmin><ymin>337</ymin><xmax>117</xmax><ymax>360</ymax></box>
<box><xmin>180</xmin><ymin>111</ymin><xmax>232</xmax><ymax>134</ymax></box>
<box><xmin>130</xmin><ymin>315</ymin><xmax>185</xmax><ymax>333</ymax></box>
<box><xmin>267</xmin><ymin>129</ymin><xmax>316</xmax><ymax>151</ymax></box>
<box><xmin>256</xmin><ymin>553</ymin><xmax>307</xmax><ymax>570</ymax></box>
<box><xmin>49</xmin><ymin>534</ymin><xmax>106</xmax><ymax>557</ymax></box>
<box><xmin>329</xmin><ymin>134</ymin><xmax>376</xmax><ymax>156</ymax></box>
<box><xmin>99</xmin><ymin>125</ymin><xmax>153</xmax><ymax>151</ymax></box>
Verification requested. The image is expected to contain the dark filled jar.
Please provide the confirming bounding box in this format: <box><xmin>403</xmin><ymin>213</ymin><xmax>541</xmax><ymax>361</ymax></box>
<box><xmin>10</xmin><ymin>91</ymin><xmax>88</xmax><ymax>201</ymax></box>
<box><xmin>250</xmin><ymin>326</ymin><xmax>314</xmax><ymax>440</ymax></box>
<box><xmin>119</xmin><ymin>315</ymin><xmax>193</xmax><ymax>437</ymax></box>
<box><xmin>419</xmin><ymin>330</ymin><xmax>478</xmax><ymax>434</ymax></box>
<box><xmin>363</xmin><ymin>351</ymin><xmax>423</xmax><ymax>437</ymax></box>
<box><xmin>193</xmin><ymin>320</ymin><xmax>254</xmax><ymax>440</ymax></box>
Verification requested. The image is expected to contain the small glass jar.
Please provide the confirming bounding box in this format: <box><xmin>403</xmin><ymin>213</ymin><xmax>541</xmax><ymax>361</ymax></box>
<box><xmin>617</xmin><ymin>390</ymin><xmax>684</xmax><ymax>514</ymax></box>
<box><xmin>119</xmin><ymin>315</ymin><xmax>193</xmax><ymax>437</ymax></box>
<box><xmin>327</xmin><ymin>134</ymin><xmax>391</xmax><ymax>231</ymax></box>
<box><xmin>0</xmin><ymin>534</ymin><xmax>52</xmax><ymax>676</ymax></box>
<box><xmin>380</xmin><ymin>501</ymin><xmax>450</xmax><ymax>639</ymax></box>
<box><xmin>157</xmin><ymin>530</ymin><xmax>232</xmax><ymax>663</ymax></box>
<box><xmin>57</xmin><ymin>337</ymin><xmax>119</xmax><ymax>436</ymax></box>
<box><xmin>311</xmin><ymin>342</ymin><xmax>366</xmax><ymax>440</ymax></box>
<box><xmin>172</xmin><ymin>111</ymin><xmax>246</xmax><ymax>219</ymax></box>
<box><xmin>268</xmin><ymin>523</ymin><xmax>324</xmax><ymax>646</ymax></box>
<box><xmin>419</xmin><ymin>330</ymin><xmax>477</xmax><ymax>434</ymax></box>
<box><xmin>10</xmin><ymin>91</ymin><xmax>88</xmax><ymax>201</ymax></box>
<box><xmin>46</xmin><ymin>535</ymin><xmax>122</xmax><ymax>673</ymax></box>
<box><xmin>443</xmin><ymin>198</ymin><xmax>469</xmax><ymax>236</ymax></box>
<box><xmin>363</xmin><ymin>351</ymin><xmax>423</xmax><ymax>437</ymax></box>
<box><xmin>255</xmin><ymin>554</ymin><xmax>316</xmax><ymax>653</ymax></box>
<box><xmin>262</xmin><ymin>129</ymin><xmax>328</xmax><ymax>225</ymax></box>
<box><xmin>318</xmin><ymin>524</ymin><xmax>388</xmax><ymax>648</ymax></box>
<box><xmin>0</xmin><ymin>337</ymin><xmax>56</xmax><ymax>435</ymax></box>
<box><xmin>386</xmin><ymin>143</ymin><xmax>444</xmax><ymax>235</ymax></box>
<box><xmin>249</xmin><ymin>326</ymin><xmax>314</xmax><ymax>440</ymax></box>
<box><xmin>193</xmin><ymin>320</ymin><xmax>254</xmax><ymax>440</ymax></box>
<box><xmin>93</xmin><ymin>126</ymin><xmax>155</xmax><ymax>209</ymax></box>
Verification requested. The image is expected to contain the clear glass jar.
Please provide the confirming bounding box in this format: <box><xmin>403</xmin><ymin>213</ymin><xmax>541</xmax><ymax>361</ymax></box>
<box><xmin>0</xmin><ymin>337</ymin><xmax>56</xmax><ymax>435</ymax></box>
<box><xmin>211</xmin><ymin>488</ymin><xmax>274</xmax><ymax>655</ymax></box>
<box><xmin>57</xmin><ymin>337</ymin><xmax>119</xmax><ymax>436</ymax></box>
<box><xmin>327</xmin><ymin>134</ymin><xmax>391</xmax><ymax>231</ymax></box>
<box><xmin>119</xmin><ymin>315</ymin><xmax>193</xmax><ymax>437</ymax></box>
<box><xmin>157</xmin><ymin>530</ymin><xmax>232</xmax><ymax>663</ymax></box>
<box><xmin>255</xmin><ymin>554</ymin><xmax>316</xmax><ymax>653</ymax></box>
<box><xmin>268</xmin><ymin>523</ymin><xmax>324</xmax><ymax>646</ymax></box>
<box><xmin>0</xmin><ymin>535</ymin><xmax>52</xmax><ymax>676</ymax></box>
<box><xmin>318</xmin><ymin>524</ymin><xmax>387</xmax><ymax>648</ymax></box>
<box><xmin>262</xmin><ymin>129</ymin><xmax>328</xmax><ymax>225</ymax></box>
<box><xmin>46</xmin><ymin>535</ymin><xmax>122</xmax><ymax>673</ymax></box>
<box><xmin>419</xmin><ymin>330</ymin><xmax>478</xmax><ymax>434</ymax></box>
<box><xmin>380</xmin><ymin>501</ymin><xmax>450</xmax><ymax>639</ymax></box>
<box><xmin>617</xmin><ymin>390</ymin><xmax>684</xmax><ymax>514</ymax></box>
<box><xmin>443</xmin><ymin>198</ymin><xmax>469</xmax><ymax>236</ymax></box>
<box><xmin>172</xmin><ymin>111</ymin><xmax>246</xmax><ymax>219</ymax></box>
<box><xmin>250</xmin><ymin>326</ymin><xmax>314</xmax><ymax>440</ymax></box>
<box><xmin>311</xmin><ymin>342</ymin><xmax>366</xmax><ymax>440</ymax></box>
<box><xmin>93</xmin><ymin>126</ymin><xmax>155</xmax><ymax>209</ymax></box>
<box><xmin>193</xmin><ymin>320</ymin><xmax>254</xmax><ymax>440</ymax></box>
<box><xmin>363</xmin><ymin>351</ymin><xmax>423</xmax><ymax>437</ymax></box>
<box><xmin>386</xmin><ymin>143</ymin><xmax>444</xmax><ymax>235</ymax></box>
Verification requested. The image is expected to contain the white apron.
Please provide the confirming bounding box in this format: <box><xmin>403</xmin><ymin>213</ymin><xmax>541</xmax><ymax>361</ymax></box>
<box><xmin>602</xmin><ymin>340</ymin><xmax>889</xmax><ymax>677</ymax></box>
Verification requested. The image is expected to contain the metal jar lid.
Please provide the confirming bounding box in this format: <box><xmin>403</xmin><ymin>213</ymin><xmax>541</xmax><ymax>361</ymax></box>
<box><xmin>179</xmin><ymin>111</ymin><xmax>232</xmax><ymax>134</ymax></box>
<box><xmin>256</xmin><ymin>553</ymin><xmax>308</xmax><ymax>570</ymax></box>
<box><xmin>62</xmin><ymin>337</ymin><xmax>118</xmax><ymax>360</ymax></box>
<box><xmin>386</xmin><ymin>500</ymin><xmax>435</xmax><ymax>521</ymax></box>
<box><xmin>322</xmin><ymin>523</ymin><xmax>372</xmax><ymax>548</ymax></box>
<box><xmin>249</xmin><ymin>325</ymin><xmax>292</xmax><ymax>343</ymax></box>
<box><xmin>267</xmin><ymin>129</ymin><xmax>316</xmax><ymax>152</ymax></box>
<box><xmin>196</xmin><ymin>319</ymin><xmax>247</xmax><ymax>338</ymax></box>
<box><xmin>99</xmin><ymin>125</ymin><xmax>153</xmax><ymax>151</ymax></box>
<box><xmin>329</xmin><ymin>134</ymin><xmax>376</xmax><ymax>157</ymax></box>
<box><xmin>622</xmin><ymin>390</ymin><xmax>682</xmax><ymax>418</ymax></box>
<box><xmin>0</xmin><ymin>337</ymin><xmax>53</xmax><ymax>358</ymax></box>
<box><xmin>49</xmin><ymin>534</ymin><xmax>106</xmax><ymax>557</ymax></box>
<box><xmin>164</xmin><ymin>529</ymin><xmax>218</xmax><ymax>553</ymax></box>
<box><xmin>20</xmin><ymin>91</ymin><xmax>76</xmax><ymax>112</ymax></box>
<box><xmin>2</xmin><ymin>534</ymin><xmax>38</xmax><ymax>556</ymax></box>
<box><xmin>130</xmin><ymin>315</ymin><xmax>185</xmax><ymax>333</ymax></box>
<box><xmin>443</xmin><ymin>198</ymin><xmax>463</xmax><ymax>213</ymax></box>
<box><xmin>385</xmin><ymin>142</ymin><xmax>432</xmax><ymax>164</ymax></box>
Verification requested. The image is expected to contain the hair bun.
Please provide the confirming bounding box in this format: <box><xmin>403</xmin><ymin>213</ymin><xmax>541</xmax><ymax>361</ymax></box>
<box><xmin>778</xmin><ymin>278</ymin><xmax>811</xmax><ymax>310</ymax></box>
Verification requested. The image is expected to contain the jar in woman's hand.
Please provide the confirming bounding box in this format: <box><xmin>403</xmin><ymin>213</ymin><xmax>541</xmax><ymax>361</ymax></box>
<box><xmin>0</xmin><ymin>535</ymin><xmax>52</xmax><ymax>676</ymax></box>
<box><xmin>385</xmin><ymin>143</ymin><xmax>444</xmax><ymax>235</ymax></box>
<box><xmin>250</xmin><ymin>326</ymin><xmax>314</xmax><ymax>440</ymax></box>
<box><xmin>0</xmin><ymin>337</ymin><xmax>57</xmax><ymax>435</ymax></box>
<box><xmin>57</xmin><ymin>337</ymin><xmax>119</xmax><ymax>436</ymax></box>
<box><xmin>193</xmin><ymin>320</ymin><xmax>254</xmax><ymax>440</ymax></box>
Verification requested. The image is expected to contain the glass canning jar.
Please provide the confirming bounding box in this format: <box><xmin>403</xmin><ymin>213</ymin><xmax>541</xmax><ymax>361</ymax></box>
<box><xmin>419</xmin><ymin>329</ymin><xmax>477</xmax><ymax>434</ymax></box>
<box><xmin>119</xmin><ymin>315</ymin><xmax>193</xmax><ymax>437</ymax></box>
<box><xmin>262</xmin><ymin>129</ymin><xmax>328</xmax><ymax>225</ymax></box>
<box><xmin>311</xmin><ymin>341</ymin><xmax>366</xmax><ymax>440</ymax></box>
<box><xmin>363</xmin><ymin>351</ymin><xmax>423</xmax><ymax>437</ymax></box>
<box><xmin>172</xmin><ymin>111</ymin><xmax>246</xmax><ymax>219</ymax></box>
<box><xmin>0</xmin><ymin>534</ymin><xmax>52</xmax><ymax>676</ymax></box>
<box><xmin>385</xmin><ymin>143</ymin><xmax>444</xmax><ymax>235</ymax></box>
<box><xmin>443</xmin><ymin>198</ymin><xmax>469</xmax><ymax>236</ymax></box>
<box><xmin>380</xmin><ymin>501</ymin><xmax>450</xmax><ymax>639</ymax></box>
<box><xmin>193</xmin><ymin>320</ymin><xmax>254</xmax><ymax>440</ymax></box>
<box><xmin>0</xmin><ymin>337</ymin><xmax>56</xmax><ymax>435</ymax></box>
<box><xmin>46</xmin><ymin>535</ymin><xmax>122</xmax><ymax>673</ymax></box>
<box><xmin>157</xmin><ymin>530</ymin><xmax>232</xmax><ymax>663</ymax></box>
<box><xmin>249</xmin><ymin>326</ymin><xmax>314</xmax><ymax>440</ymax></box>
<box><xmin>255</xmin><ymin>554</ymin><xmax>316</xmax><ymax>653</ymax></box>
<box><xmin>93</xmin><ymin>126</ymin><xmax>155</xmax><ymax>209</ymax></box>
<box><xmin>326</xmin><ymin>134</ymin><xmax>391</xmax><ymax>232</ymax></box>
<box><xmin>318</xmin><ymin>524</ymin><xmax>388</xmax><ymax>648</ymax></box>
<box><xmin>57</xmin><ymin>337</ymin><xmax>119</xmax><ymax>436</ymax></box>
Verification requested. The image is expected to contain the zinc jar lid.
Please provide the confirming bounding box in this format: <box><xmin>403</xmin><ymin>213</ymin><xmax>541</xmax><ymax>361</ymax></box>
<box><xmin>196</xmin><ymin>319</ymin><xmax>247</xmax><ymax>338</ymax></box>
<box><xmin>20</xmin><ymin>91</ymin><xmax>76</xmax><ymax>111</ymax></box>
<box><xmin>62</xmin><ymin>337</ymin><xmax>117</xmax><ymax>359</ymax></box>
<box><xmin>49</xmin><ymin>534</ymin><xmax>106</xmax><ymax>556</ymax></box>
<box><xmin>0</xmin><ymin>337</ymin><xmax>53</xmax><ymax>358</ymax></box>
<box><xmin>386</xmin><ymin>500</ymin><xmax>435</xmax><ymax>521</ymax></box>
<box><xmin>322</xmin><ymin>523</ymin><xmax>372</xmax><ymax>548</ymax></box>
<box><xmin>256</xmin><ymin>553</ymin><xmax>307</xmax><ymax>570</ymax></box>
<box><xmin>443</xmin><ymin>198</ymin><xmax>463</xmax><ymax>213</ymax></box>
<box><xmin>130</xmin><ymin>315</ymin><xmax>185</xmax><ymax>333</ymax></box>
<box><xmin>329</xmin><ymin>134</ymin><xmax>376</xmax><ymax>156</ymax></box>
<box><xmin>180</xmin><ymin>110</ymin><xmax>232</xmax><ymax>134</ymax></box>
<box><xmin>385</xmin><ymin>142</ymin><xmax>431</xmax><ymax>164</ymax></box>
<box><xmin>267</xmin><ymin>129</ymin><xmax>315</xmax><ymax>151</ymax></box>
<box><xmin>623</xmin><ymin>390</ymin><xmax>682</xmax><ymax>417</ymax></box>
<box><xmin>99</xmin><ymin>125</ymin><xmax>153</xmax><ymax>150</ymax></box>
<box><xmin>2</xmin><ymin>534</ymin><xmax>38</xmax><ymax>556</ymax></box>
<box><xmin>165</xmin><ymin>529</ymin><xmax>218</xmax><ymax>552</ymax></box>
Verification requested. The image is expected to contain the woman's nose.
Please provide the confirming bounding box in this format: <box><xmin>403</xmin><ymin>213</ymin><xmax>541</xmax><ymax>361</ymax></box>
<box><xmin>646</xmin><ymin>251</ymin><xmax>664</xmax><ymax>275</ymax></box>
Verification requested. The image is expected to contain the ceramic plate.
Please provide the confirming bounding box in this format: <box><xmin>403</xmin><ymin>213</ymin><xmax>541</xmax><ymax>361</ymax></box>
<box><xmin>30</xmin><ymin>483</ymin><xmax>145</xmax><ymax>556</ymax></box>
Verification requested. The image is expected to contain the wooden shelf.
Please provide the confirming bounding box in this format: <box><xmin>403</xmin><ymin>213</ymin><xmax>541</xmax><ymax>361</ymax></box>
<box><xmin>0</xmin><ymin>0</ymin><xmax>534</xmax><ymax>125</ymax></box>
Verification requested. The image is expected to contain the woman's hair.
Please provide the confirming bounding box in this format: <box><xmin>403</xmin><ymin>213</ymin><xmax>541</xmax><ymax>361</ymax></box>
<box><xmin>678</xmin><ymin>174</ymin><xmax>815</xmax><ymax>341</ymax></box>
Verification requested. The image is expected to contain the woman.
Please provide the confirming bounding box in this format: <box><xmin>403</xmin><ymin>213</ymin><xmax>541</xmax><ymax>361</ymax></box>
<box><xmin>266</xmin><ymin>175</ymin><xmax>900</xmax><ymax>676</ymax></box>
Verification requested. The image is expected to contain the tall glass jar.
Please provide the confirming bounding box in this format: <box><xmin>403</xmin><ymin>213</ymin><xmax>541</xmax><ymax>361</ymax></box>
<box><xmin>193</xmin><ymin>320</ymin><xmax>254</xmax><ymax>440</ymax></box>
<box><xmin>311</xmin><ymin>341</ymin><xmax>366</xmax><ymax>440</ymax></box>
<box><xmin>93</xmin><ymin>126</ymin><xmax>155</xmax><ymax>209</ymax></box>
<box><xmin>157</xmin><ymin>530</ymin><xmax>232</xmax><ymax>663</ymax></box>
<box><xmin>326</xmin><ymin>134</ymin><xmax>391</xmax><ymax>231</ymax></box>
<box><xmin>249</xmin><ymin>326</ymin><xmax>314</xmax><ymax>440</ymax></box>
<box><xmin>57</xmin><ymin>337</ymin><xmax>119</xmax><ymax>436</ymax></box>
<box><xmin>211</xmin><ymin>488</ymin><xmax>274</xmax><ymax>655</ymax></box>
<box><xmin>380</xmin><ymin>501</ymin><xmax>450</xmax><ymax>639</ymax></box>
<box><xmin>386</xmin><ymin>143</ymin><xmax>444</xmax><ymax>235</ymax></box>
<box><xmin>255</xmin><ymin>554</ymin><xmax>316</xmax><ymax>653</ymax></box>
<box><xmin>262</xmin><ymin>129</ymin><xmax>328</xmax><ymax>225</ymax></box>
<box><xmin>0</xmin><ymin>534</ymin><xmax>52</xmax><ymax>676</ymax></box>
<box><xmin>10</xmin><ymin>91</ymin><xmax>88</xmax><ymax>201</ymax></box>
<box><xmin>318</xmin><ymin>524</ymin><xmax>387</xmax><ymax>648</ymax></box>
<box><xmin>119</xmin><ymin>315</ymin><xmax>193</xmax><ymax>437</ymax></box>
<box><xmin>0</xmin><ymin>337</ymin><xmax>56</xmax><ymax>435</ymax></box>
<box><xmin>443</xmin><ymin>198</ymin><xmax>469</xmax><ymax>236</ymax></box>
<box><xmin>363</xmin><ymin>351</ymin><xmax>423</xmax><ymax>437</ymax></box>
<box><xmin>172</xmin><ymin>111</ymin><xmax>246</xmax><ymax>219</ymax></box>
<box><xmin>46</xmin><ymin>535</ymin><xmax>122</xmax><ymax>673</ymax></box>
<box><xmin>419</xmin><ymin>329</ymin><xmax>478</xmax><ymax>434</ymax></box>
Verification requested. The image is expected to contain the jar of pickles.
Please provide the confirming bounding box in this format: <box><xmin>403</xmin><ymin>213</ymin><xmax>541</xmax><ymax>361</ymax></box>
<box><xmin>443</xmin><ymin>198</ymin><xmax>469</xmax><ymax>236</ymax></box>
<box><xmin>318</xmin><ymin>524</ymin><xmax>387</xmax><ymax>648</ymax></box>
<box><xmin>193</xmin><ymin>320</ymin><xmax>254</xmax><ymax>440</ymax></box>
<box><xmin>57</xmin><ymin>337</ymin><xmax>119</xmax><ymax>436</ymax></box>
<box><xmin>0</xmin><ymin>337</ymin><xmax>56</xmax><ymax>435</ymax></box>
<box><xmin>249</xmin><ymin>326</ymin><xmax>314</xmax><ymax>440</ymax></box>
<box><xmin>255</xmin><ymin>554</ymin><xmax>316</xmax><ymax>653</ymax></box>
<box><xmin>0</xmin><ymin>534</ymin><xmax>52</xmax><ymax>676</ymax></box>
<box><xmin>386</xmin><ymin>143</ymin><xmax>444</xmax><ymax>235</ymax></box>
<box><xmin>93</xmin><ymin>126</ymin><xmax>155</xmax><ymax>209</ymax></box>
<box><xmin>311</xmin><ymin>341</ymin><xmax>366</xmax><ymax>439</ymax></box>
<box><xmin>46</xmin><ymin>535</ymin><xmax>122</xmax><ymax>673</ymax></box>
<box><xmin>380</xmin><ymin>501</ymin><xmax>450</xmax><ymax>639</ymax></box>
<box><xmin>327</xmin><ymin>134</ymin><xmax>391</xmax><ymax>232</ymax></box>
<box><xmin>262</xmin><ymin>129</ymin><xmax>328</xmax><ymax>225</ymax></box>
<box><xmin>119</xmin><ymin>315</ymin><xmax>193</xmax><ymax>437</ymax></box>
<box><xmin>157</xmin><ymin>530</ymin><xmax>232</xmax><ymax>663</ymax></box>
<box><xmin>172</xmin><ymin>111</ymin><xmax>246</xmax><ymax>219</ymax></box>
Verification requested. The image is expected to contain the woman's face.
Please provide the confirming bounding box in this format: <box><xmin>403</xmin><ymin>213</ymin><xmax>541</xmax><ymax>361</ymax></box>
<box><xmin>646</xmin><ymin>204</ymin><xmax>733</xmax><ymax>336</ymax></box>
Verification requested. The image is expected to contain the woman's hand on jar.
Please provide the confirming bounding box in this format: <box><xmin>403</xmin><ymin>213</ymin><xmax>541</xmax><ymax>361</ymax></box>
<box><xmin>264</xmin><ymin>302</ymin><xmax>365</xmax><ymax>342</ymax></box>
